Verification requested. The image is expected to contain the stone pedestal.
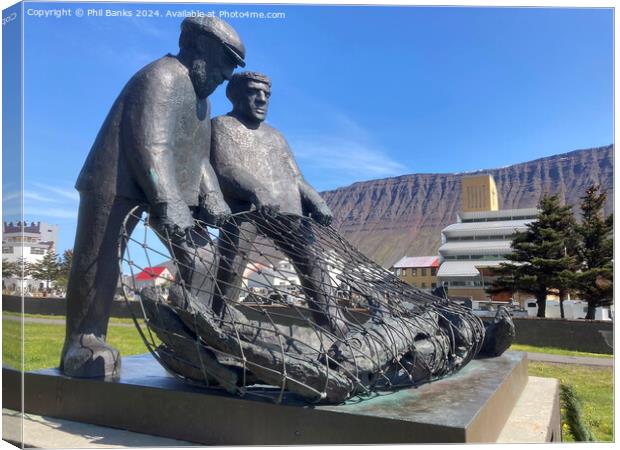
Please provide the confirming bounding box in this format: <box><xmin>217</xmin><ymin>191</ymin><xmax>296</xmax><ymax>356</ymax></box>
<box><xmin>3</xmin><ymin>352</ymin><xmax>547</xmax><ymax>445</ymax></box>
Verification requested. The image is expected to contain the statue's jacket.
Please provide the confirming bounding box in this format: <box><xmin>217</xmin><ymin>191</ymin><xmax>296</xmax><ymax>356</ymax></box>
<box><xmin>76</xmin><ymin>54</ymin><xmax>211</xmax><ymax>208</ymax></box>
<box><xmin>211</xmin><ymin>115</ymin><xmax>305</xmax><ymax>215</ymax></box>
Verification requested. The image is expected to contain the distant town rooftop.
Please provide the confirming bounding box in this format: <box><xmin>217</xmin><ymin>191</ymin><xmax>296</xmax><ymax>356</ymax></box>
<box><xmin>3</xmin><ymin>221</ymin><xmax>45</xmax><ymax>234</ymax></box>
<box><xmin>135</xmin><ymin>266</ymin><xmax>173</xmax><ymax>281</ymax></box>
<box><xmin>392</xmin><ymin>256</ymin><xmax>439</xmax><ymax>269</ymax></box>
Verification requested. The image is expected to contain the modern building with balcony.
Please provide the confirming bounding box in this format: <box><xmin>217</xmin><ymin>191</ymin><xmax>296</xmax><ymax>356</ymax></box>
<box><xmin>2</xmin><ymin>221</ymin><xmax>60</xmax><ymax>293</ymax></box>
<box><xmin>437</xmin><ymin>175</ymin><xmax>538</xmax><ymax>303</ymax></box>
<box><xmin>2</xmin><ymin>221</ymin><xmax>58</xmax><ymax>265</ymax></box>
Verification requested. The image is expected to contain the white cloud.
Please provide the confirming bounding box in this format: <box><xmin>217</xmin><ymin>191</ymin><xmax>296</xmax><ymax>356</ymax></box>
<box><xmin>294</xmin><ymin>137</ymin><xmax>407</xmax><ymax>179</ymax></box>
<box><xmin>19</xmin><ymin>182</ymin><xmax>79</xmax><ymax>220</ymax></box>
<box><xmin>24</xmin><ymin>191</ymin><xmax>62</xmax><ymax>203</ymax></box>
<box><xmin>27</xmin><ymin>208</ymin><xmax>78</xmax><ymax>220</ymax></box>
<box><xmin>287</xmin><ymin>110</ymin><xmax>408</xmax><ymax>189</ymax></box>
<box><xmin>30</xmin><ymin>182</ymin><xmax>79</xmax><ymax>202</ymax></box>
<box><xmin>2</xmin><ymin>190</ymin><xmax>21</xmax><ymax>203</ymax></box>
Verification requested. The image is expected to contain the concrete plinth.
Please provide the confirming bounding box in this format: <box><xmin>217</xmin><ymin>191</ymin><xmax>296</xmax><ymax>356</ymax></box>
<box><xmin>3</xmin><ymin>352</ymin><xmax>534</xmax><ymax>445</ymax></box>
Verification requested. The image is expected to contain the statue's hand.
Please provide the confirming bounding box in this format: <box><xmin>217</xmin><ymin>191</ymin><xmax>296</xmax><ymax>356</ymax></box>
<box><xmin>150</xmin><ymin>201</ymin><xmax>195</xmax><ymax>238</ymax></box>
<box><xmin>310</xmin><ymin>202</ymin><xmax>333</xmax><ymax>226</ymax></box>
<box><xmin>253</xmin><ymin>190</ymin><xmax>281</xmax><ymax>217</ymax></box>
<box><xmin>199</xmin><ymin>194</ymin><xmax>231</xmax><ymax>227</ymax></box>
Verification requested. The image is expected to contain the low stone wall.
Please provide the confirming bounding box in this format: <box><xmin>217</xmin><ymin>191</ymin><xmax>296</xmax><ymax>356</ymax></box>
<box><xmin>512</xmin><ymin>317</ymin><xmax>613</xmax><ymax>354</ymax></box>
<box><xmin>2</xmin><ymin>295</ymin><xmax>142</xmax><ymax>318</ymax></box>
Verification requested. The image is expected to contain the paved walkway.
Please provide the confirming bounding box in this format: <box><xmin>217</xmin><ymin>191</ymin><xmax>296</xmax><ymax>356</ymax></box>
<box><xmin>3</xmin><ymin>314</ymin><xmax>135</xmax><ymax>328</ymax></box>
<box><xmin>527</xmin><ymin>352</ymin><xmax>614</xmax><ymax>367</ymax></box>
<box><xmin>2</xmin><ymin>409</ymin><xmax>196</xmax><ymax>448</ymax></box>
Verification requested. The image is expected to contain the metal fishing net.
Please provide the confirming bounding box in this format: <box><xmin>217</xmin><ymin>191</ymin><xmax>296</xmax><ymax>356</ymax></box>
<box><xmin>119</xmin><ymin>208</ymin><xmax>486</xmax><ymax>404</ymax></box>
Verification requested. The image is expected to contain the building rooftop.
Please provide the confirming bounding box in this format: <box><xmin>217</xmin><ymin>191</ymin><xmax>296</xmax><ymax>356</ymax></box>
<box><xmin>437</xmin><ymin>260</ymin><xmax>506</xmax><ymax>277</ymax></box>
<box><xmin>441</xmin><ymin>219</ymin><xmax>533</xmax><ymax>236</ymax></box>
<box><xmin>458</xmin><ymin>208</ymin><xmax>539</xmax><ymax>222</ymax></box>
<box><xmin>392</xmin><ymin>256</ymin><xmax>440</xmax><ymax>269</ymax></box>
<box><xmin>438</xmin><ymin>240</ymin><xmax>512</xmax><ymax>256</ymax></box>
<box><xmin>4</xmin><ymin>221</ymin><xmax>40</xmax><ymax>234</ymax></box>
<box><xmin>135</xmin><ymin>267</ymin><xmax>174</xmax><ymax>281</ymax></box>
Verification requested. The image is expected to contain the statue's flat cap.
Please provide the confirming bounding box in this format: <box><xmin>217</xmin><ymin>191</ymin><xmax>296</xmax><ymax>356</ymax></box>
<box><xmin>182</xmin><ymin>16</ymin><xmax>246</xmax><ymax>67</ymax></box>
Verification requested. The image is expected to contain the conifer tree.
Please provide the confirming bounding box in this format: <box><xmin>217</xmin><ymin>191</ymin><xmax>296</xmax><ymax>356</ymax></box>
<box><xmin>487</xmin><ymin>194</ymin><xmax>576</xmax><ymax>317</ymax></box>
<box><xmin>27</xmin><ymin>250</ymin><xmax>61</xmax><ymax>290</ymax></box>
<box><xmin>572</xmin><ymin>185</ymin><xmax>613</xmax><ymax>319</ymax></box>
<box><xmin>2</xmin><ymin>259</ymin><xmax>19</xmax><ymax>279</ymax></box>
<box><xmin>56</xmin><ymin>249</ymin><xmax>74</xmax><ymax>289</ymax></box>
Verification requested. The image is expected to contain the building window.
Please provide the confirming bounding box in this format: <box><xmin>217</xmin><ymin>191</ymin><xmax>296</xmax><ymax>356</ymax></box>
<box><xmin>421</xmin><ymin>268</ymin><xmax>427</xmax><ymax>276</ymax></box>
<box><xmin>412</xmin><ymin>268</ymin><xmax>417</xmax><ymax>276</ymax></box>
<box><xmin>402</xmin><ymin>268</ymin><xmax>407</xmax><ymax>277</ymax></box>
<box><xmin>2</xmin><ymin>246</ymin><xmax>13</xmax><ymax>253</ymax></box>
<box><xmin>31</xmin><ymin>248</ymin><xmax>46</xmax><ymax>255</ymax></box>
<box><xmin>394</xmin><ymin>268</ymin><xmax>401</xmax><ymax>276</ymax></box>
<box><xmin>421</xmin><ymin>282</ymin><xmax>426</xmax><ymax>289</ymax></box>
<box><xmin>431</xmin><ymin>267</ymin><xmax>437</xmax><ymax>276</ymax></box>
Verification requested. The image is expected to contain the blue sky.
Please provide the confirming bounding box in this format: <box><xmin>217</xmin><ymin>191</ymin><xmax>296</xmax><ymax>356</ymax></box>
<box><xmin>5</xmin><ymin>2</ymin><xmax>615</xmax><ymax>255</ymax></box>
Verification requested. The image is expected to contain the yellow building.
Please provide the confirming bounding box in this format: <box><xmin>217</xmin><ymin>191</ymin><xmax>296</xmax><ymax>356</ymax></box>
<box><xmin>461</xmin><ymin>174</ymin><xmax>499</xmax><ymax>212</ymax></box>
<box><xmin>391</xmin><ymin>256</ymin><xmax>439</xmax><ymax>290</ymax></box>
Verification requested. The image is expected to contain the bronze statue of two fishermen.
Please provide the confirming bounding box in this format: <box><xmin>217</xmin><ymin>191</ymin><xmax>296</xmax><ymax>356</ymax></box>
<box><xmin>62</xmin><ymin>16</ymin><xmax>513</xmax><ymax>403</ymax></box>
<box><xmin>61</xmin><ymin>16</ymin><xmax>244</xmax><ymax>377</ymax></box>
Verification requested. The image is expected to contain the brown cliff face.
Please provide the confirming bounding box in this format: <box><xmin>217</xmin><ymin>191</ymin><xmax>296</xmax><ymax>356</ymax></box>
<box><xmin>321</xmin><ymin>145</ymin><xmax>614</xmax><ymax>267</ymax></box>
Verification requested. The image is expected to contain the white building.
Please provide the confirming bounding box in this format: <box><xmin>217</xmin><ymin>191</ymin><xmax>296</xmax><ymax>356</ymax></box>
<box><xmin>133</xmin><ymin>266</ymin><xmax>175</xmax><ymax>291</ymax></box>
<box><xmin>2</xmin><ymin>221</ymin><xmax>59</xmax><ymax>264</ymax></box>
<box><xmin>436</xmin><ymin>174</ymin><xmax>539</xmax><ymax>304</ymax></box>
<box><xmin>242</xmin><ymin>260</ymin><xmax>301</xmax><ymax>302</ymax></box>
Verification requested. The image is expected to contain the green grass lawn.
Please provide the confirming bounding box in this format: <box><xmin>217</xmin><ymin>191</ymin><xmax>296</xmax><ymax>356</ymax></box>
<box><xmin>2</xmin><ymin>315</ymin><xmax>150</xmax><ymax>371</ymax></box>
<box><xmin>509</xmin><ymin>344</ymin><xmax>613</xmax><ymax>359</ymax></box>
<box><xmin>529</xmin><ymin>362</ymin><xmax>613</xmax><ymax>442</ymax></box>
<box><xmin>3</xmin><ymin>311</ymin><xmax>138</xmax><ymax>325</ymax></box>
<box><xmin>2</xmin><ymin>314</ymin><xmax>613</xmax><ymax>442</ymax></box>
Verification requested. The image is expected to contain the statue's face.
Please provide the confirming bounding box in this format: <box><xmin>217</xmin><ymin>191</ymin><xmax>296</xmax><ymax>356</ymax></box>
<box><xmin>191</xmin><ymin>36</ymin><xmax>237</xmax><ymax>98</ymax></box>
<box><xmin>235</xmin><ymin>80</ymin><xmax>271</xmax><ymax>123</ymax></box>
<box><xmin>204</xmin><ymin>53</ymin><xmax>236</xmax><ymax>97</ymax></box>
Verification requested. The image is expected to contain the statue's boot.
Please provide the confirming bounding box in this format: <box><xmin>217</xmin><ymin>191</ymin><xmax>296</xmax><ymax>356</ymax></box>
<box><xmin>477</xmin><ymin>306</ymin><xmax>516</xmax><ymax>358</ymax></box>
<box><xmin>60</xmin><ymin>334</ymin><xmax>121</xmax><ymax>378</ymax></box>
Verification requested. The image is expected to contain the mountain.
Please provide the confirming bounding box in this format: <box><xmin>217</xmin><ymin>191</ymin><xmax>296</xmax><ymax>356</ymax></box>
<box><xmin>321</xmin><ymin>145</ymin><xmax>614</xmax><ymax>267</ymax></box>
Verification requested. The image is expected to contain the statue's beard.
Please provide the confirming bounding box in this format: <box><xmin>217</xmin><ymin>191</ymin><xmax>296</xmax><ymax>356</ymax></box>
<box><xmin>190</xmin><ymin>59</ymin><xmax>212</xmax><ymax>99</ymax></box>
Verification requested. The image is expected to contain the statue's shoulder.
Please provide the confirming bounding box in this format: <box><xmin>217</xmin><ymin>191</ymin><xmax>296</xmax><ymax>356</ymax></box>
<box><xmin>260</xmin><ymin>123</ymin><xmax>288</xmax><ymax>146</ymax></box>
<box><xmin>212</xmin><ymin>115</ymin><xmax>245</xmax><ymax>135</ymax></box>
<box><xmin>130</xmin><ymin>55</ymin><xmax>186</xmax><ymax>89</ymax></box>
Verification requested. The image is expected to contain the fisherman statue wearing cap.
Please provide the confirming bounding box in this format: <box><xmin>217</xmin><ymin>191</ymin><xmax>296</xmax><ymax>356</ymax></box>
<box><xmin>60</xmin><ymin>16</ymin><xmax>246</xmax><ymax>378</ymax></box>
<box><xmin>209</xmin><ymin>72</ymin><xmax>346</xmax><ymax>335</ymax></box>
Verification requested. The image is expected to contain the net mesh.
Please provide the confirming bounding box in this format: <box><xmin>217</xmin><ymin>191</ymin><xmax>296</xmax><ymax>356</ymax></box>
<box><xmin>120</xmin><ymin>208</ymin><xmax>485</xmax><ymax>404</ymax></box>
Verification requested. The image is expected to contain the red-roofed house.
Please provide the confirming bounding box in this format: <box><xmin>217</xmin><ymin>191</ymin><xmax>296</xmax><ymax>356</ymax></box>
<box><xmin>391</xmin><ymin>256</ymin><xmax>439</xmax><ymax>290</ymax></box>
<box><xmin>134</xmin><ymin>266</ymin><xmax>175</xmax><ymax>290</ymax></box>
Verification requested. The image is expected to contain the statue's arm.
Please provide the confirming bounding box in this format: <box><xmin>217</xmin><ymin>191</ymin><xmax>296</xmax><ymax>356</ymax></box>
<box><xmin>298</xmin><ymin>178</ymin><xmax>333</xmax><ymax>226</ymax></box>
<box><xmin>121</xmin><ymin>72</ymin><xmax>193</xmax><ymax>232</ymax></box>
<box><xmin>278</xmin><ymin>134</ymin><xmax>333</xmax><ymax>225</ymax></box>
<box><xmin>198</xmin><ymin>160</ymin><xmax>231</xmax><ymax>225</ymax></box>
<box><xmin>217</xmin><ymin>162</ymin><xmax>277</xmax><ymax>210</ymax></box>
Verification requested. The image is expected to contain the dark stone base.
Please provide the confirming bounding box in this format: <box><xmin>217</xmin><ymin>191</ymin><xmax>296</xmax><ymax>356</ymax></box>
<box><xmin>3</xmin><ymin>352</ymin><xmax>528</xmax><ymax>444</ymax></box>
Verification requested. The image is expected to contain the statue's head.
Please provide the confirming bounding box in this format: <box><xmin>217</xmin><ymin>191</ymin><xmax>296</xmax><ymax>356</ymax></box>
<box><xmin>226</xmin><ymin>71</ymin><xmax>272</xmax><ymax>125</ymax></box>
<box><xmin>179</xmin><ymin>17</ymin><xmax>246</xmax><ymax>98</ymax></box>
